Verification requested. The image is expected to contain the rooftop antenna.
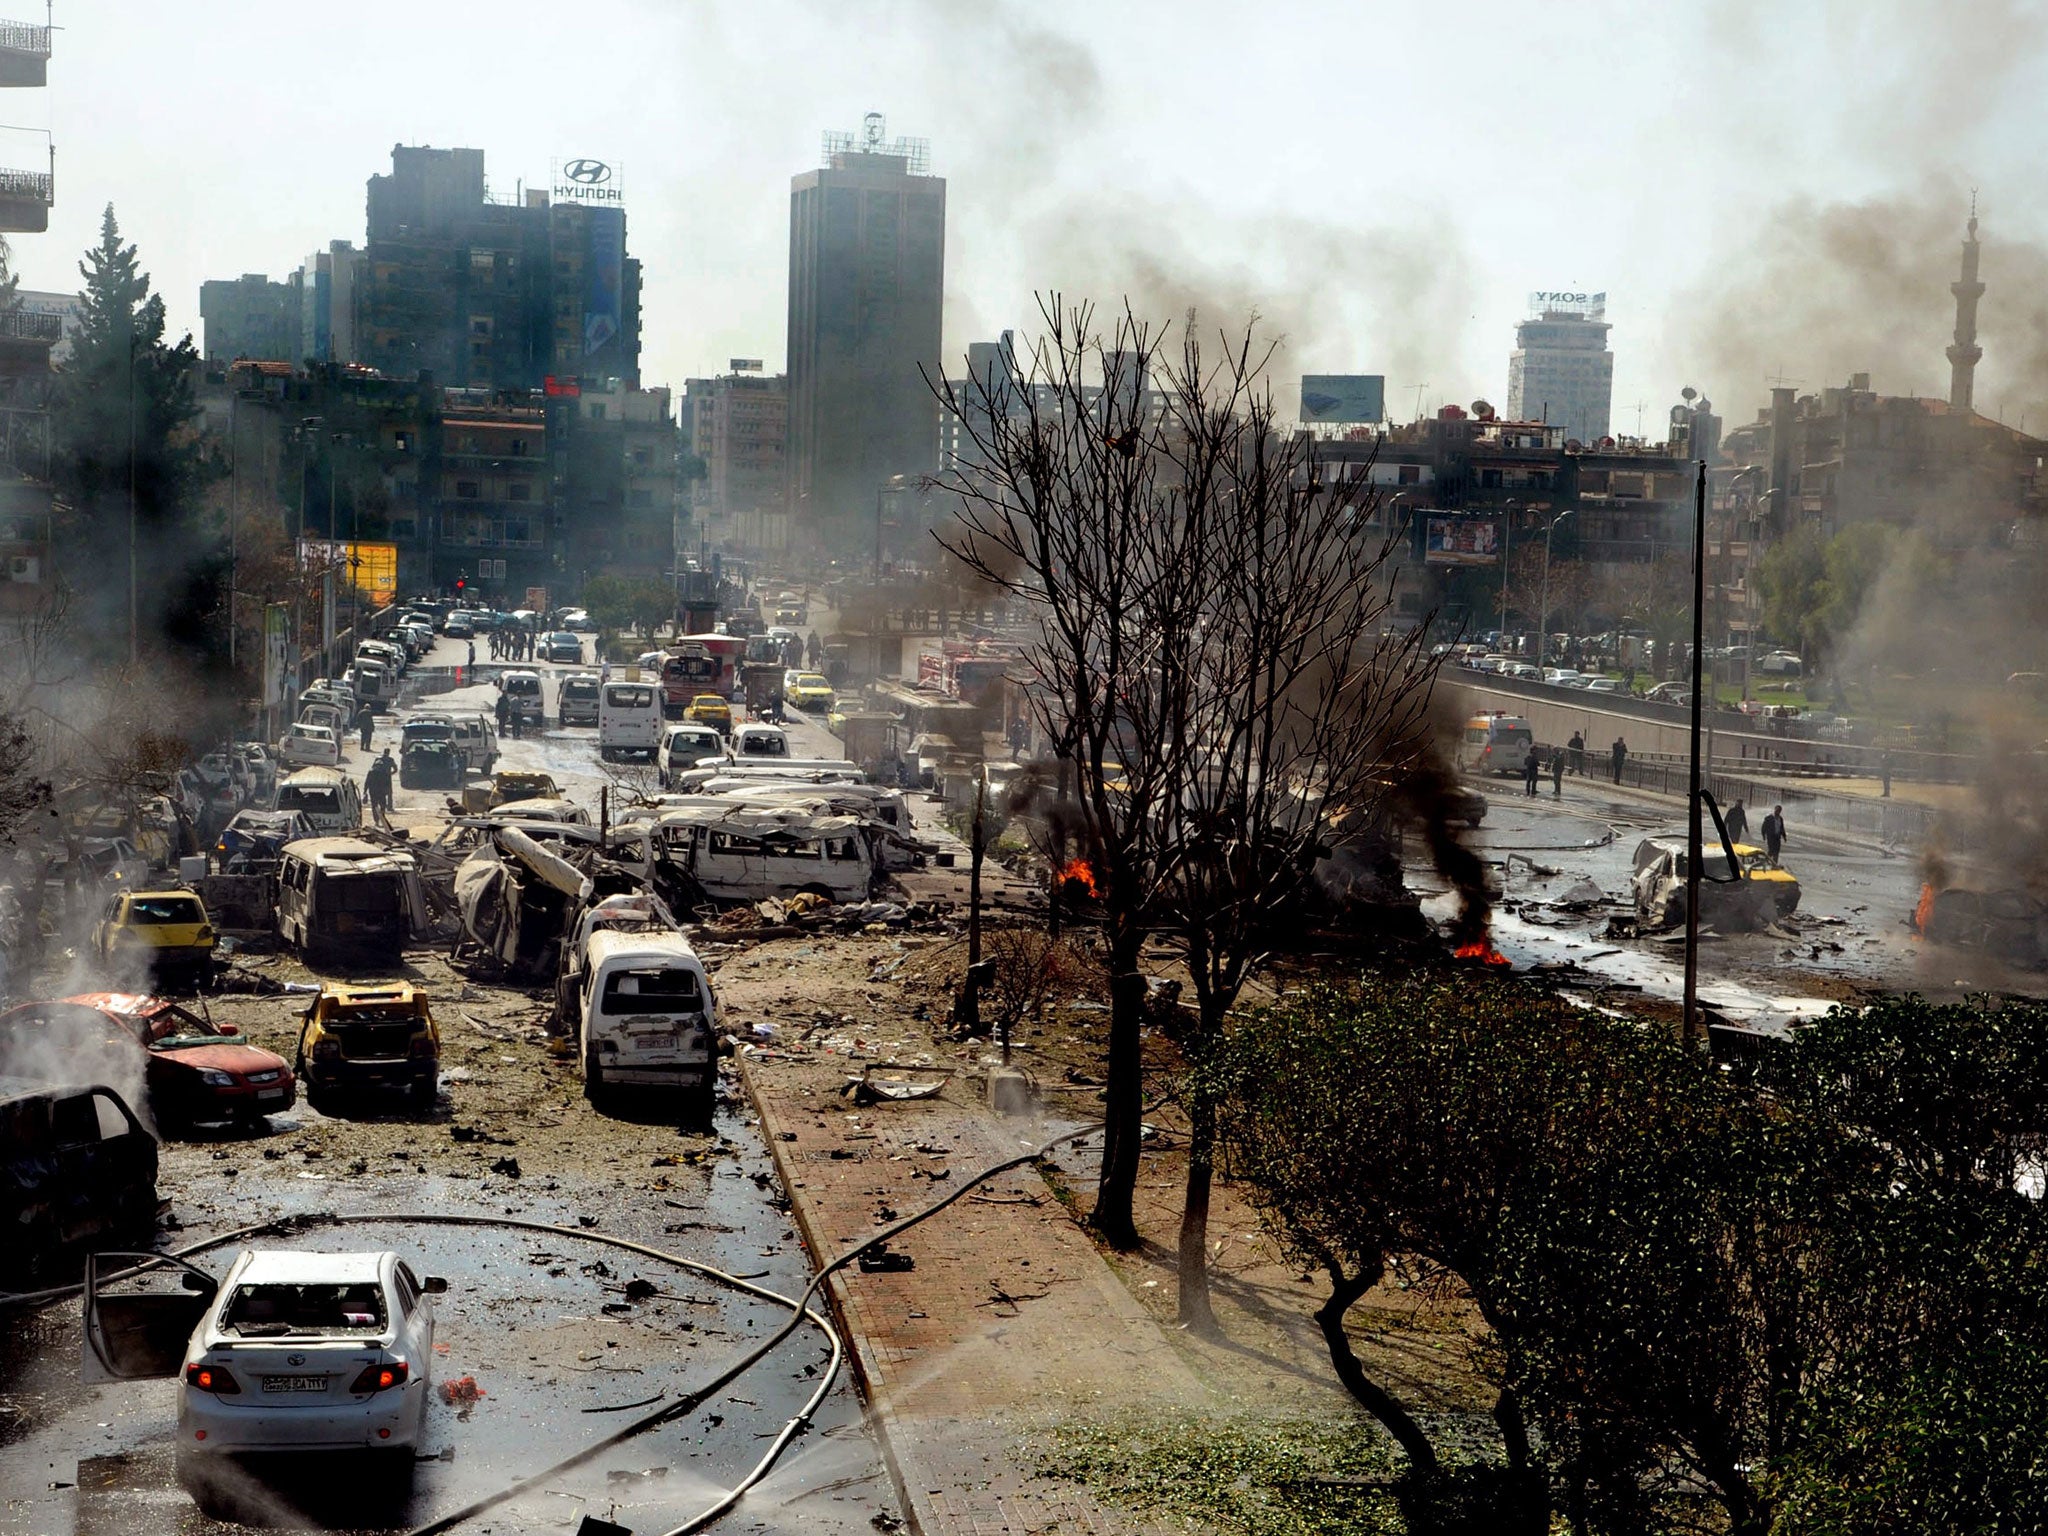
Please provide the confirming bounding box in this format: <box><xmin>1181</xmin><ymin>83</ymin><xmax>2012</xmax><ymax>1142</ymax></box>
<box><xmin>1634</xmin><ymin>400</ymin><xmax>1647</xmax><ymax>437</ymax></box>
<box><xmin>1410</xmin><ymin>381</ymin><xmax>1429</xmax><ymax>420</ymax></box>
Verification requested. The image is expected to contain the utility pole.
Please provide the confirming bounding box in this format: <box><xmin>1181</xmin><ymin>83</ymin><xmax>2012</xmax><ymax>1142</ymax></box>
<box><xmin>1537</xmin><ymin>508</ymin><xmax>1576</xmax><ymax>670</ymax></box>
<box><xmin>126</xmin><ymin>330</ymin><xmax>137</xmax><ymax>667</ymax></box>
<box><xmin>1683</xmin><ymin>460</ymin><xmax>1708</xmax><ymax>1047</ymax></box>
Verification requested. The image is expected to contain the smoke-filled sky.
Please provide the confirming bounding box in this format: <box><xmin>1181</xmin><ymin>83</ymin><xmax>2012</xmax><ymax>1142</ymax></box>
<box><xmin>21</xmin><ymin>0</ymin><xmax>2048</xmax><ymax>432</ymax></box>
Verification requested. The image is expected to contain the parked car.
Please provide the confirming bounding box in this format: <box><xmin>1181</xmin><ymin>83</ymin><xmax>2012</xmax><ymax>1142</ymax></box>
<box><xmin>92</xmin><ymin>888</ymin><xmax>217</xmax><ymax>983</ymax></box>
<box><xmin>783</xmin><ymin>672</ymin><xmax>836</xmax><ymax>711</ymax></box>
<box><xmin>1581</xmin><ymin>677</ymin><xmax>1623</xmax><ymax>694</ymax></box>
<box><xmin>541</xmin><ymin>631</ymin><xmax>583</xmax><ymax>664</ymax></box>
<box><xmin>400</xmin><ymin>739</ymin><xmax>464</xmax><ymax>790</ymax></box>
<box><xmin>1644</xmin><ymin>682</ymin><xmax>1692</xmax><ymax>705</ymax></box>
<box><xmin>557</xmin><ymin>672</ymin><xmax>601</xmax><ymax>727</ymax></box>
<box><xmin>498</xmin><ymin>668</ymin><xmax>544</xmax><ymax>726</ymax></box>
<box><xmin>0</xmin><ymin>993</ymin><xmax>294</xmax><ymax>1129</ymax></box>
<box><xmin>81</xmin><ymin>1246</ymin><xmax>446</xmax><ymax>1515</ymax></box>
<box><xmin>279</xmin><ymin>723</ymin><xmax>344</xmax><ymax>769</ymax></box>
<box><xmin>575</xmin><ymin>930</ymin><xmax>719</xmax><ymax>1122</ymax></box>
<box><xmin>442</xmin><ymin>611</ymin><xmax>475</xmax><ymax>639</ymax></box>
<box><xmin>1541</xmin><ymin>668</ymin><xmax>1586</xmax><ymax>687</ymax></box>
<box><xmin>685</xmin><ymin>694</ymin><xmax>733</xmax><ymax>734</ymax></box>
<box><xmin>657</xmin><ymin>724</ymin><xmax>724</xmax><ymax>787</ymax></box>
<box><xmin>560</xmin><ymin>607</ymin><xmax>596</xmax><ymax>633</ymax></box>
<box><xmin>294</xmin><ymin>982</ymin><xmax>440</xmax><ymax>1112</ymax></box>
<box><xmin>1758</xmin><ymin>650</ymin><xmax>1804</xmax><ymax>677</ymax></box>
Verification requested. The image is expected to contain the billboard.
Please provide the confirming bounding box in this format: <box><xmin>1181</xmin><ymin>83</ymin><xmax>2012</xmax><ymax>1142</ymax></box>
<box><xmin>1528</xmin><ymin>290</ymin><xmax>1607</xmax><ymax>319</ymax></box>
<box><xmin>584</xmin><ymin>206</ymin><xmax>624</xmax><ymax>356</ymax></box>
<box><xmin>1300</xmin><ymin>374</ymin><xmax>1385</xmax><ymax>424</ymax></box>
<box><xmin>300</xmin><ymin>539</ymin><xmax>399</xmax><ymax>606</ymax></box>
<box><xmin>1424</xmin><ymin>516</ymin><xmax>1500</xmax><ymax>566</ymax></box>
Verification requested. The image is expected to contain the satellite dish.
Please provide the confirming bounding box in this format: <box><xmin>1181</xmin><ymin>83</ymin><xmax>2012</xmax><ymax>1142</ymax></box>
<box><xmin>1471</xmin><ymin>398</ymin><xmax>1495</xmax><ymax>419</ymax></box>
<box><xmin>1681</xmin><ymin>385</ymin><xmax>1698</xmax><ymax>402</ymax></box>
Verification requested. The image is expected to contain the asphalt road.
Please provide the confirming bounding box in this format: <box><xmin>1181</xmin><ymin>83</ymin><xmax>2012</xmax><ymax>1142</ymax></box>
<box><xmin>1442</xmin><ymin>768</ymin><xmax>2048</xmax><ymax>1025</ymax></box>
<box><xmin>0</xmin><ymin>627</ymin><xmax>903</xmax><ymax>1536</ymax></box>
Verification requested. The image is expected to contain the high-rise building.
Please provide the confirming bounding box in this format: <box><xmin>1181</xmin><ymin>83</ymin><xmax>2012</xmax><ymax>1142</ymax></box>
<box><xmin>200</xmin><ymin>274</ymin><xmax>301</xmax><ymax>364</ymax></box>
<box><xmin>786</xmin><ymin>114</ymin><xmax>945</xmax><ymax>547</ymax></box>
<box><xmin>356</xmin><ymin>145</ymin><xmax>640</xmax><ymax>392</ymax></box>
<box><xmin>683</xmin><ymin>369</ymin><xmax>787</xmax><ymax>537</ymax></box>
<box><xmin>296</xmin><ymin>241</ymin><xmax>361</xmax><ymax>366</ymax></box>
<box><xmin>1505</xmin><ymin>294</ymin><xmax>1614</xmax><ymax>445</ymax></box>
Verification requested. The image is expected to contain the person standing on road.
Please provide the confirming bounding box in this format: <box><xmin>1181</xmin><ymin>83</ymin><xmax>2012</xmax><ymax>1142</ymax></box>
<box><xmin>365</xmin><ymin>749</ymin><xmax>395</xmax><ymax>826</ymax></box>
<box><xmin>1724</xmin><ymin>797</ymin><xmax>1748</xmax><ymax>846</ymax></box>
<box><xmin>806</xmin><ymin>630</ymin><xmax>822</xmax><ymax>669</ymax></box>
<box><xmin>494</xmin><ymin>690</ymin><xmax>510</xmax><ymax>738</ymax></box>
<box><xmin>1550</xmin><ymin>747</ymin><xmax>1564</xmax><ymax>798</ymax></box>
<box><xmin>1762</xmin><ymin>804</ymin><xmax>1786</xmax><ymax>865</ymax></box>
<box><xmin>355</xmin><ymin>703</ymin><xmax>374</xmax><ymax>752</ymax></box>
<box><xmin>1611</xmin><ymin>737</ymin><xmax>1628</xmax><ymax>784</ymax></box>
<box><xmin>466</xmin><ymin>640</ymin><xmax>476</xmax><ymax>671</ymax></box>
<box><xmin>1522</xmin><ymin>746</ymin><xmax>1541</xmax><ymax>797</ymax></box>
<box><xmin>1567</xmin><ymin>729</ymin><xmax>1585</xmax><ymax>777</ymax></box>
<box><xmin>1881</xmin><ymin>751</ymin><xmax>1893</xmax><ymax>798</ymax></box>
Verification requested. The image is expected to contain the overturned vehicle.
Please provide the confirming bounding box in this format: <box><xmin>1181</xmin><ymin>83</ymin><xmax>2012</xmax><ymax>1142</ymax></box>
<box><xmin>1631</xmin><ymin>836</ymin><xmax>1801</xmax><ymax>931</ymax></box>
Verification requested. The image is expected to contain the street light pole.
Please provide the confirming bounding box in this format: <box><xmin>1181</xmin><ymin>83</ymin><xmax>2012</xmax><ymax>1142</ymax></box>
<box><xmin>1537</xmin><ymin>508</ymin><xmax>1576</xmax><ymax>672</ymax></box>
<box><xmin>1683</xmin><ymin>460</ymin><xmax>1708</xmax><ymax>1048</ymax></box>
<box><xmin>1497</xmin><ymin>499</ymin><xmax>1519</xmax><ymax>646</ymax></box>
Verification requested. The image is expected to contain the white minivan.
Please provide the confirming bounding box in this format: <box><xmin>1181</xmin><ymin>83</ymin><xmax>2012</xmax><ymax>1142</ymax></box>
<box><xmin>598</xmin><ymin>681</ymin><xmax>663</xmax><ymax>761</ymax></box>
<box><xmin>657</xmin><ymin>724</ymin><xmax>724</xmax><ymax>787</ymax></box>
<box><xmin>578</xmin><ymin>930</ymin><xmax>718</xmax><ymax>1123</ymax></box>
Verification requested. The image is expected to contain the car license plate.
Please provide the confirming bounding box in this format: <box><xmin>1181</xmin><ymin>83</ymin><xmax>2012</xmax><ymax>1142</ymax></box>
<box><xmin>263</xmin><ymin>1374</ymin><xmax>326</xmax><ymax>1393</ymax></box>
<box><xmin>258</xmin><ymin>1088</ymin><xmax>286</xmax><ymax>1102</ymax></box>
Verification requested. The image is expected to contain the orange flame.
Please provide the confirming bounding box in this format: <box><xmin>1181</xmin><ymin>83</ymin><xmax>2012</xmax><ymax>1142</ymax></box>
<box><xmin>1056</xmin><ymin>858</ymin><xmax>1100</xmax><ymax>898</ymax></box>
<box><xmin>1454</xmin><ymin>939</ymin><xmax>1513</xmax><ymax>968</ymax></box>
<box><xmin>1914</xmin><ymin>882</ymin><xmax>1935</xmax><ymax>937</ymax></box>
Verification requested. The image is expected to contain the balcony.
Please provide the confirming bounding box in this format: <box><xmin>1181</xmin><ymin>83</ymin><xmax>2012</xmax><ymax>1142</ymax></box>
<box><xmin>0</xmin><ymin>164</ymin><xmax>48</xmax><ymax>232</ymax></box>
<box><xmin>0</xmin><ymin>19</ymin><xmax>48</xmax><ymax>87</ymax></box>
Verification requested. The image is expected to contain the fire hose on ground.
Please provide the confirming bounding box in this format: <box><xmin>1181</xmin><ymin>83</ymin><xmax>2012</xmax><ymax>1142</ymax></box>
<box><xmin>2</xmin><ymin>1121</ymin><xmax>1103</xmax><ymax>1536</ymax></box>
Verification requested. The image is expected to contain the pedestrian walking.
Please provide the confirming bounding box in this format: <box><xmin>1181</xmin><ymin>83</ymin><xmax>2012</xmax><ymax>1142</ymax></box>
<box><xmin>1761</xmin><ymin>804</ymin><xmax>1786</xmax><ymax>865</ymax></box>
<box><xmin>1568</xmin><ymin>729</ymin><xmax>1585</xmax><ymax>777</ymax></box>
<box><xmin>466</xmin><ymin>640</ymin><xmax>476</xmax><ymax>671</ymax></box>
<box><xmin>355</xmin><ymin>703</ymin><xmax>374</xmax><ymax>752</ymax></box>
<box><xmin>364</xmin><ymin>749</ymin><xmax>395</xmax><ymax>827</ymax></box>
<box><xmin>1724</xmin><ymin>797</ymin><xmax>1748</xmax><ymax>846</ymax></box>
<box><xmin>1550</xmin><ymin>747</ymin><xmax>1564</xmax><ymax>797</ymax></box>
<box><xmin>1880</xmin><ymin>751</ymin><xmax>1893</xmax><ymax>798</ymax></box>
<box><xmin>1522</xmin><ymin>746</ymin><xmax>1541</xmax><ymax>797</ymax></box>
<box><xmin>1611</xmin><ymin>737</ymin><xmax>1628</xmax><ymax>785</ymax></box>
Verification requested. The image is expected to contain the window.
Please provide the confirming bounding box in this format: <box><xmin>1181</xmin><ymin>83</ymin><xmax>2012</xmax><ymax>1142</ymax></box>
<box><xmin>456</xmin><ymin>480</ymin><xmax>480</xmax><ymax>499</ymax></box>
<box><xmin>1398</xmin><ymin>464</ymin><xmax>1420</xmax><ymax>485</ymax></box>
<box><xmin>510</xmin><ymin>482</ymin><xmax>531</xmax><ymax>501</ymax></box>
<box><xmin>599</xmin><ymin>966</ymin><xmax>702</xmax><ymax>1014</ymax></box>
<box><xmin>223</xmin><ymin>1282</ymin><xmax>388</xmax><ymax>1334</ymax></box>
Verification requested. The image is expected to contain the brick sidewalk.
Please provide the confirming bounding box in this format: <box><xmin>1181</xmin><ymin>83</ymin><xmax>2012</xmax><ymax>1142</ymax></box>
<box><xmin>734</xmin><ymin>1019</ymin><xmax>1201</xmax><ymax>1535</ymax></box>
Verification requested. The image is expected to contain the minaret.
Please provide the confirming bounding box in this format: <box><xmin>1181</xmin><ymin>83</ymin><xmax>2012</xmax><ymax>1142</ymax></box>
<box><xmin>1947</xmin><ymin>200</ymin><xmax>1984</xmax><ymax>413</ymax></box>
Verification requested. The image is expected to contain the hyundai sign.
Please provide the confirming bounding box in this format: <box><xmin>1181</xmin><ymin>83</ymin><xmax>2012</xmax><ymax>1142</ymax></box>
<box><xmin>1299</xmin><ymin>374</ymin><xmax>1385</xmax><ymax>424</ymax></box>
<box><xmin>553</xmin><ymin>157</ymin><xmax>623</xmax><ymax>205</ymax></box>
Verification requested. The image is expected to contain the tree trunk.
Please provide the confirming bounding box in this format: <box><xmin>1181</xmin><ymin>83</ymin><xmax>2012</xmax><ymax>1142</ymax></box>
<box><xmin>1494</xmin><ymin>1385</ymin><xmax>1531</xmax><ymax>1470</ymax></box>
<box><xmin>1315</xmin><ymin>1269</ymin><xmax>1438</xmax><ymax>1477</ymax></box>
<box><xmin>1176</xmin><ymin>1072</ymin><xmax>1218</xmax><ymax>1331</ymax></box>
<box><xmin>1090</xmin><ymin>935</ymin><xmax>1145</xmax><ymax>1249</ymax></box>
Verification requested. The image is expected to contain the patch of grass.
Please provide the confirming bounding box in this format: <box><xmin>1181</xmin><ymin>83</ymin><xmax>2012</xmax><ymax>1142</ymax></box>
<box><xmin>1033</xmin><ymin>1411</ymin><xmax>1408</xmax><ymax>1535</ymax></box>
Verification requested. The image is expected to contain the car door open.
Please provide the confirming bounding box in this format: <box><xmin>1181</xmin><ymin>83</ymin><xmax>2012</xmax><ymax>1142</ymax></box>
<box><xmin>82</xmin><ymin>1251</ymin><xmax>218</xmax><ymax>1382</ymax></box>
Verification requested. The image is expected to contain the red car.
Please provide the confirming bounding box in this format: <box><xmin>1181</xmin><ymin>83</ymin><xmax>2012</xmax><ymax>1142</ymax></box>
<box><xmin>0</xmin><ymin>994</ymin><xmax>296</xmax><ymax>1131</ymax></box>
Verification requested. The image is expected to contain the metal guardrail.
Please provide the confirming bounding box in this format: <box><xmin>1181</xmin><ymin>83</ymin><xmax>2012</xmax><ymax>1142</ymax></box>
<box><xmin>0</xmin><ymin>309</ymin><xmax>61</xmax><ymax>341</ymax></box>
<box><xmin>1595</xmin><ymin>755</ymin><xmax>1966</xmax><ymax>851</ymax></box>
<box><xmin>0</xmin><ymin>168</ymin><xmax>51</xmax><ymax>203</ymax></box>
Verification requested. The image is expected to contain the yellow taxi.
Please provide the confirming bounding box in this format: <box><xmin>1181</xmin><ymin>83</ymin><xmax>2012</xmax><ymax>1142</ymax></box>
<box><xmin>92</xmin><ymin>890</ymin><xmax>217</xmax><ymax>981</ymax></box>
<box><xmin>786</xmin><ymin>673</ymin><xmax>837</xmax><ymax>711</ymax></box>
<box><xmin>685</xmin><ymin>693</ymin><xmax>733</xmax><ymax>734</ymax></box>
<box><xmin>294</xmin><ymin>982</ymin><xmax>440</xmax><ymax>1113</ymax></box>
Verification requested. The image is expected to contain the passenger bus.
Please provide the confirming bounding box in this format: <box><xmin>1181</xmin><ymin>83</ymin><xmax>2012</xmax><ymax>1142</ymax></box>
<box><xmin>658</xmin><ymin>635</ymin><xmax>745</xmax><ymax>717</ymax></box>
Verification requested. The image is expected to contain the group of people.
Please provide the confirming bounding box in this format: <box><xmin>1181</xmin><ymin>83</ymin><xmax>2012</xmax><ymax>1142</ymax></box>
<box><xmin>490</xmin><ymin>625</ymin><xmax>537</xmax><ymax>661</ymax></box>
<box><xmin>1521</xmin><ymin>732</ymin><xmax>1633</xmax><ymax>795</ymax></box>
<box><xmin>493</xmin><ymin>690</ymin><xmax>526</xmax><ymax>740</ymax></box>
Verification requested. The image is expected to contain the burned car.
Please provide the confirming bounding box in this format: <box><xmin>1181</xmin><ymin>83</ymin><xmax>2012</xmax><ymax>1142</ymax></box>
<box><xmin>400</xmin><ymin>738</ymin><xmax>464</xmax><ymax>791</ymax></box>
<box><xmin>0</xmin><ymin>994</ymin><xmax>296</xmax><ymax>1130</ymax></box>
<box><xmin>1631</xmin><ymin>837</ymin><xmax>1801</xmax><ymax>931</ymax></box>
<box><xmin>1917</xmin><ymin>886</ymin><xmax>2048</xmax><ymax>968</ymax></box>
<box><xmin>213</xmin><ymin>809</ymin><xmax>315</xmax><ymax>873</ymax></box>
<box><xmin>0</xmin><ymin>1076</ymin><xmax>157</xmax><ymax>1279</ymax></box>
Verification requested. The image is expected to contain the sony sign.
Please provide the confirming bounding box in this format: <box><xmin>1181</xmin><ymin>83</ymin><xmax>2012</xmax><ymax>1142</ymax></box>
<box><xmin>553</xmin><ymin>157</ymin><xmax>624</xmax><ymax>204</ymax></box>
<box><xmin>1529</xmin><ymin>289</ymin><xmax>1607</xmax><ymax>318</ymax></box>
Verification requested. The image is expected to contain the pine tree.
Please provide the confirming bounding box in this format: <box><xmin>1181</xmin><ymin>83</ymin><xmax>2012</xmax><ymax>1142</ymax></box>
<box><xmin>50</xmin><ymin>205</ymin><xmax>223</xmax><ymax>671</ymax></box>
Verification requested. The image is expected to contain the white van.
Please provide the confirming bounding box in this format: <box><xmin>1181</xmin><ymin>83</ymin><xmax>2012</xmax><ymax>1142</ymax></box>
<box><xmin>272</xmin><ymin>767</ymin><xmax>363</xmax><ymax>834</ymax></box>
<box><xmin>657</xmin><ymin>723</ymin><xmax>725</xmax><ymax>786</ymax></box>
<box><xmin>499</xmin><ymin>668</ymin><xmax>544</xmax><ymax>727</ymax></box>
<box><xmin>578</xmin><ymin>930</ymin><xmax>718</xmax><ymax>1122</ymax></box>
<box><xmin>599</xmin><ymin>681</ymin><xmax>663</xmax><ymax>761</ymax></box>
<box><xmin>731</xmin><ymin>722</ymin><xmax>790</xmax><ymax>760</ymax></box>
<box><xmin>655</xmin><ymin>804</ymin><xmax>876</xmax><ymax>903</ymax></box>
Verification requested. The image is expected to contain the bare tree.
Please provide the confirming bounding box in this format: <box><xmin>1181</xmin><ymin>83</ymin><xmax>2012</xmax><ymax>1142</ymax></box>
<box><xmin>1155</xmin><ymin>350</ymin><xmax>1442</xmax><ymax>1330</ymax></box>
<box><xmin>933</xmin><ymin>298</ymin><xmax>1210</xmax><ymax>1248</ymax></box>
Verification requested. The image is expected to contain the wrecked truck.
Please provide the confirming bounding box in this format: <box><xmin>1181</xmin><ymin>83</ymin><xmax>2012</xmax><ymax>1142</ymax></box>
<box><xmin>1631</xmin><ymin>837</ymin><xmax>1801</xmax><ymax>931</ymax></box>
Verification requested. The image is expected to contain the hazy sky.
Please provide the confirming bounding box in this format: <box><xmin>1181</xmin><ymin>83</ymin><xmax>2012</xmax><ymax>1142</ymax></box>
<box><xmin>19</xmin><ymin>0</ymin><xmax>2048</xmax><ymax>431</ymax></box>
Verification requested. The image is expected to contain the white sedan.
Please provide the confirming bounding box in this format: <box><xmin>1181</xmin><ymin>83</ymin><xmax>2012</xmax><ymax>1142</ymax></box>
<box><xmin>82</xmin><ymin>1247</ymin><xmax>445</xmax><ymax>1511</ymax></box>
<box><xmin>278</xmin><ymin>723</ymin><xmax>343</xmax><ymax>769</ymax></box>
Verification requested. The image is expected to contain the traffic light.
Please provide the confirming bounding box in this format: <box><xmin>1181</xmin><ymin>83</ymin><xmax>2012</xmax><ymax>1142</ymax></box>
<box><xmin>455</xmin><ymin>577</ymin><xmax>466</xmax><ymax>592</ymax></box>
